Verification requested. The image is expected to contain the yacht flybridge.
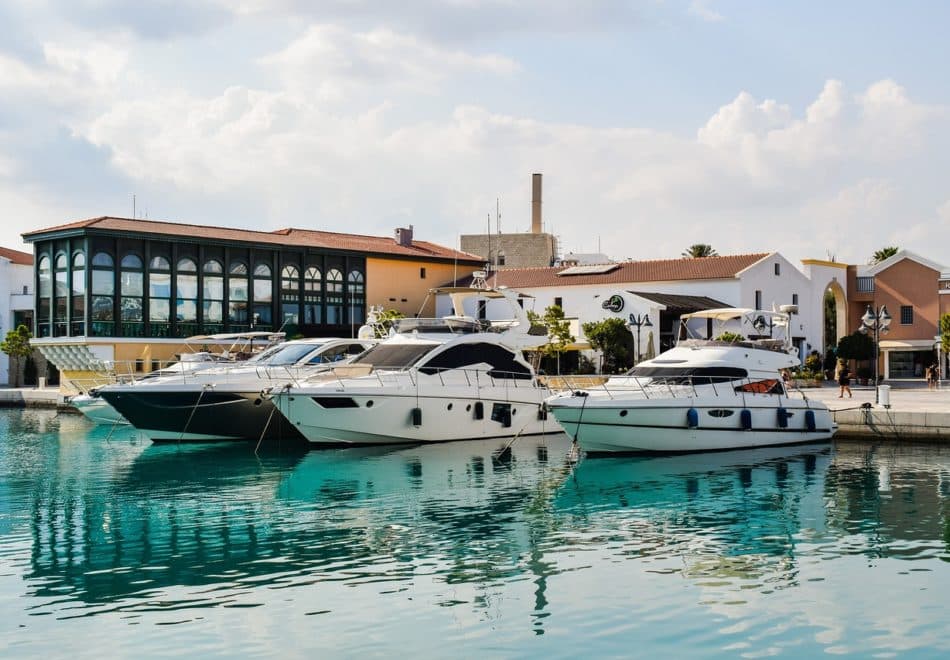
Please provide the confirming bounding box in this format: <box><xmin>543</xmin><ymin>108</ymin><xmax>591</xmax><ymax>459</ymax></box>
<box><xmin>546</xmin><ymin>307</ymin><xmax>837</xmax><ymax>453</ymax></box>
<box><xmin>267</xmin><ymin>285</ymin><xmax>561</xmax><ymax>445</ymax></box>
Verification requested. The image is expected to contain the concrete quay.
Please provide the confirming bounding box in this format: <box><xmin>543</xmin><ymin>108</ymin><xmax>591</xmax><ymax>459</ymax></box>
<box><xmin>0</xmin><ymin>386</ymin><xmax>73</xmax><ymax>412</ymax></box>
<box><xmin>798</xmin><ymin>382</ymin><xmax>950</xmax><ymax>440</ymax></box>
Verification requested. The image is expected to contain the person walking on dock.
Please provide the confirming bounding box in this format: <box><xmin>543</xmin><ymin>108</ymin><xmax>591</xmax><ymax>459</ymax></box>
<box><xmin>837</xmin><ymin>360</ymin><xmax>852</xmax><ymax>398</ymax></box>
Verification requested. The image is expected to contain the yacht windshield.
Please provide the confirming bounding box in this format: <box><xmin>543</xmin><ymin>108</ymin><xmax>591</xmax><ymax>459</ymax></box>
<box><xmin>262</xmin><ymin>342</ymin><xmax>330</xmax><ymax>366</ymax></box>
<box><xmin>350</xmin><ymin>343</ymin><xmax>437</xmax><ymax>369</ymax></box>
<box><xmin>624</xmin><ymin>366</ymin><xmax>748</xmax><ymax>385</ymax></box>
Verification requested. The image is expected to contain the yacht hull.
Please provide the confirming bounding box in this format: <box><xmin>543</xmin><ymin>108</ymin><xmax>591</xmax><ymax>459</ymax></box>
<box><xmin>548</xmin><ymin>397</ymin><xmax>836</xmax><ymax>453</ymax></box>
<box><xmin>100</xmin><ymin>387</ymin><xmax>306</xmax><ymax>443</ymax></box>
<box><xmin>276</xmin><ymin>389</ymin><xmax>559</xmax><ymax>445</ymax></box>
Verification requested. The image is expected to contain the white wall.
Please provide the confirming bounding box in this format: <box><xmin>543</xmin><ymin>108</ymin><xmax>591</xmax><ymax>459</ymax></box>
<box><xmin>0</xmin><ymin>258</ymin><xmax>34</xmax><ymax>384</ymax></box>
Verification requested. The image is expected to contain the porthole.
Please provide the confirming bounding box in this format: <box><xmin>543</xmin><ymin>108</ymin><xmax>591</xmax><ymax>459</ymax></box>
<box><xmin>512</xmin><ymin>408</ymin><xmax>517</xmax><ymax>415</ymax></box>
<box><xmin>366</xmin><ymin>400</ymin><xmax>374</xmax><ymax>408</ymax></box>
<box><xmin>619</xmin><ymin>410</ymin><xmax>628</xmax><ymax>417</ymax></box>
<box><xmin>708</xmin><ymin>409</ymin><xmax>734</xmax><ymax>418</ymax></box>
<box><xmin>466</xmin><ymin>404</ymin><xmax>472</xmax><ymax>411</ymax></box>
<box><xmin>447</xmin><ymin>403</ymin><xmax>453</xmax><ymax>411</ymax></box>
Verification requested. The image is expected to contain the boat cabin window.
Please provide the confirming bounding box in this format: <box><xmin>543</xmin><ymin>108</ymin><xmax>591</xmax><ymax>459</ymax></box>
<box><xmin>259</xmin><ymin>342</ymin><xmax>332</xmax><ymax>366</ymax></box>
<box><xmin>418</xmin><ymin>342</ymin><xmax>532</xmax><ymax>379</ymax></box>
<box><xmin>350</xmin><ymin>343</ymin><xmax>438</xmax><ymax>369</ymax></box>
<box><xmin>734</xmin><ymin>379</ymin><xmax>784</xmax><ymax>395</ymax></box>
<box><xmin>625</xmin><ymin>366</ymin><xmax>748</xmax><ymax>385</ymax></box>
<box><xmin>308</xmin><ymin>343</ymin><xmax>371</xmax><ymax>364</ymax></box>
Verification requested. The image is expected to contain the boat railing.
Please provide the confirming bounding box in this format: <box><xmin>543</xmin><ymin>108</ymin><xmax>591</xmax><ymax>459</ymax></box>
<box><xmin>316</xmin><ymin>365</ymin><xmax>543</xmax><ymax>394</ymax></box>
<box><xmin>554</xmin><ymin>374</ymin><xmax>800</xmax><ymax>402</ymax></box>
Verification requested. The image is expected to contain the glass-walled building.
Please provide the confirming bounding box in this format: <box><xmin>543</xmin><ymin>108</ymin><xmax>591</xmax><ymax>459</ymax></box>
<box><xmin>23</xmin><ymin>217</ymin><xmax>482</xmax><ymax>386</ymax></box>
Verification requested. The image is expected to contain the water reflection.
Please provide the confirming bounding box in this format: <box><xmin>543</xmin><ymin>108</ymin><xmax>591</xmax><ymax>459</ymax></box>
<box><xmin>4</xmin><ymin>411</ymin><xmax>950</xmax><ymax>636</ymax></box>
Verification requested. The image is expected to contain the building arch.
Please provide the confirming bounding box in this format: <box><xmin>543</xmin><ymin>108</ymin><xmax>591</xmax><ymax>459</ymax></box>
<box><xmin>823</xmin><ymin>278</ymin><xmax>847</xmax><ymax>352</ymax></box>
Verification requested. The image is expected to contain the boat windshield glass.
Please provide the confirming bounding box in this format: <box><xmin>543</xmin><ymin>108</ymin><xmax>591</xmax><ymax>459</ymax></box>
<box><xmin>243</xmin><ymin>342</ymin><xmax>306</xmax><ymax>364</ymax></box>
<box><xmin>350</xmin><ymin>343</ymin><xmax>437</xmax><ymax>369</ymax></box>
<box><xmin>624</xmin><ymin>366</ymin><xmax>748</xmax><ymax>385</ymax></box>
<box><xmin>261</xmin><ymin>342</ymin><xmax>331</xmax><ymax>366</ymax></box>
<box><xmin>393</xmin><ymin>318</ymin><xmax>483</xmax><ymax>334</ymax></box>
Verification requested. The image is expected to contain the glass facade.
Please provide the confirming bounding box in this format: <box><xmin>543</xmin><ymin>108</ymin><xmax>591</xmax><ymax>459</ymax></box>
<box><xmin>30</xmin><ymin>238</ymin><xmax>370</xmax><ymax>339</ymax></box>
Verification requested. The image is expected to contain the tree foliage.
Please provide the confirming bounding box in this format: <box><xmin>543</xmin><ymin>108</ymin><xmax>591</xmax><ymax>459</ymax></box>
<box><xmin>681</xmin><ymin>243</ymin><xmax>718</xmax><ymax>258</ymax></box>
<box><xmin>581</xmin><ymin>317</ymin><xmax>633</xmax><ymax>373</ymax></box>
<box><xmin>835</xmin><ymin>330</ymin><xmax>875</xmax><ymax>362</ymax></box>
<box><xmin>528</xmin><ymin>306</ymin><xmax>575</xmax><ymax>361</ymax></box>
<box><xmin>869</xmin><ymin>246</ymin><xmax>899</xmax><ymax>264</ymax></box>
<box><xmin>1</xmin><ymin>324</ymin><xmax>33</xmax><ymax>387</ymax></box>
<box><xmin>940</xmin><ymin>313</ymin><xmax>950</xmax><ymax>359</ymax></box>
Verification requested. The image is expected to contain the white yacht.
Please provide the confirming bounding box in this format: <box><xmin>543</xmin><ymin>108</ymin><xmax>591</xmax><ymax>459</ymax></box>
<box><xmin>96</xmin><ymin>337</ymin><xmax>374</xmax><ymax>442</ymax></box>
<box><xmin>546</xmin><ymin>307</ymin><xmax>837</xmax><ymax>453</ymax></box>
<box><xmin>268</xmin><ymin>286</ymin><xmax>560</xmax><ymax>446</ymax></box>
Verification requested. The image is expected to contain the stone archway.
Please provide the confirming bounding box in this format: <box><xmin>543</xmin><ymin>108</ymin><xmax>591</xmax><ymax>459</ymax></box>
<box><xmin>823</xmin><ymin>279</ymin><xmax>847</xmax><ymax>351</ymax></box>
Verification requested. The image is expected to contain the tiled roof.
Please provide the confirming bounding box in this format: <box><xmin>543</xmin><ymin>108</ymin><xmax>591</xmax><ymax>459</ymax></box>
<box><xmin>22</xmin><ymin>217</ymin><xmax>483</xmax><ymax>262</ymax></box>
<box><xmin>0</xmin><ymin>246</ymin><xmax>33</xmax><ymax>265</ymax></box>
<box><xmin>448</xmin><ymin>253</ymin><xmax>770</xmax><ymax>288</ymax></box>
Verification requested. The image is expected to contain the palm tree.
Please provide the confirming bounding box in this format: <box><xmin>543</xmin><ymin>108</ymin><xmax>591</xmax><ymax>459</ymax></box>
<box><xmin>869</xmin><ymin>246</ymin><xmax>899</xmax><ymax>264</ymax></box>
<box><xmin>681</xmin><ymin>244</ymin><xmax>718</xmax><ymax>258</ymax></box>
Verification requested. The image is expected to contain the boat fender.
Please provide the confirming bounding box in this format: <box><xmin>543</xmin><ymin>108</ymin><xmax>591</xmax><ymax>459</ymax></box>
<box><xmin>573</xmin><ymin>391</ymin><xmax>589</xmax><ymax>397</ymax></box>
<box><xmin>411</xmin><ymin>407</ymin><xmax>422</xmax><ymax>426</ymax></box>
<box><xmin>686</xmin><ymin>407</ymin><xmax>699</xmax><ymax>429</ymax></box>
<box><xmin>473</xmin><ymin>401</ymin><xmax>484</xmax><ymax>420</ymax></box>
<box><xmin>804</xmin><ymin>409</ymin><xmax>817</xmax><ymax>432</ymax></box>
<box><xmin>740</xmin><ymin>409</ymin><xmax>752</xmax><ymax>430</ymax></box>
<box><xmin>776</xmin><ymin>407</ymin><xmax>789</xmax><ymax>428</ymax></box>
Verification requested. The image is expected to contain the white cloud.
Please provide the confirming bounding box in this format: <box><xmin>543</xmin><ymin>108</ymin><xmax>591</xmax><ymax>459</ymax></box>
<box><xmin>688</xmin><ymin>0</ymin><xmax>724</xmax><ymax>22</ymax></box>
<box><xmin>260</xmin><ymin>24</ymin><xmax>518</xmax><ymax>101</ymax></box>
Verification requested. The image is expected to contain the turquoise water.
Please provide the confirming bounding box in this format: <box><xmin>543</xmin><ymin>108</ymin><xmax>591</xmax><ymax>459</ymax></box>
<box><xmin>1</xmin><ymin>409</ymin><xmax>949</xmax><ymax>658</ymax></box>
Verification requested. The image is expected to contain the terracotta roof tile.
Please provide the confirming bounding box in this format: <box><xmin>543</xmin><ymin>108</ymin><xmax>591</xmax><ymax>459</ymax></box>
<box><xmin>22</xmin><ymin>217</ymin><xmax>482</xmax><ymax>263</ymax></box>
<box><xmin>447</xmin><ymin>253</ymin><xmax>771</xmax><ymax>288</ymax></box>
<box><xmin>0</xmin><ymin>246</ymin><xmax>33</xmax><ymax>265</ymax></box>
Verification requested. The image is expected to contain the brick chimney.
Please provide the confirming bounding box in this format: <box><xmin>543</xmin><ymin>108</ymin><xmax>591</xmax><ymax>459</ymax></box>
<box><xmin>531</xmin><ymin>173</ymin><xmax>542</xmax><ymax>234</ymax></box>
<box><xmin>394</xmin><ymin>225</ymin><xmax>414</xmax><ymax>247</ymax></box>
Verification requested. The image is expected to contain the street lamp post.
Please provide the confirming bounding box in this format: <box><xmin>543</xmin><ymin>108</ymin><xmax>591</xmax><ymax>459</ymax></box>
<box><xmin>858</xmin><ymin>304</ymin><xmax>891</xmax><ymax>404</ymax></box>
<box><xmin>628</xmin><ymin>313</ymin><xmax>653</xmax><ymax>366</ymax></box>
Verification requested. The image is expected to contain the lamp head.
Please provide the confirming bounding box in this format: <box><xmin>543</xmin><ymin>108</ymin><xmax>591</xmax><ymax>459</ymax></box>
<box><xmin>861</xmin><ymin>305</ymin><xmax>876</xmax><ymax>328</ymax></box>
<box><xmin>643</xmin><ymin>314</ymin><xmax>653</xmax><ymax>328</ymax></box>
<box><xmin>879</xmin><ymin>305</ymin><xmax>892</xmax><ymax>329</ymax></box>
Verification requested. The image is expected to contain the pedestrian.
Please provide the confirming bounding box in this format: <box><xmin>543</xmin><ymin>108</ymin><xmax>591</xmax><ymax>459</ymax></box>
<box><xmin>929</xmin><ymin>363</ymin><xmax>940</xmax><ymax>391</ymax></box>
<box><xmin>837</xmin><ymin>360</ymin><xmax>851</xmax><ymax>398</ymax></box>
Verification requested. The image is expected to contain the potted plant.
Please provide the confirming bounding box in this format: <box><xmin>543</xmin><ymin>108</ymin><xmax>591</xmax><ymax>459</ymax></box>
<box><xmin>857</xmin><ymin>366</ymin><xmax>873</xmax><ymax>386</ymax></box>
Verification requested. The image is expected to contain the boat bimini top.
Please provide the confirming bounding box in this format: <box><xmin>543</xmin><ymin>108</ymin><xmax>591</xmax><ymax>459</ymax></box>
<box><xmin>678</xmin><ymin>306</ymin><xmax>798</xmax><ymax>354</ymax></box>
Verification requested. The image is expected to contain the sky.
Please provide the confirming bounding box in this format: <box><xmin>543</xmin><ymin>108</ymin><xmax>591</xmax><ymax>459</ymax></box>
<box><xmin>2</xmin><ymin>1</ymin><xmax>949</xmax><ymax>267</ymax></box>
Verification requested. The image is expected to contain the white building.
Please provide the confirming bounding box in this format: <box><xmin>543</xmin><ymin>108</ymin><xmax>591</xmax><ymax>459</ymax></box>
<box><xmin>439</xmin><ymin>252</ymin><xmax>824</xmax><ymax>366</ymax></box>
<box><xmin>0</xmin><ymin>246</ymin><xmax>35</xmax><ymax>384</ymax></box>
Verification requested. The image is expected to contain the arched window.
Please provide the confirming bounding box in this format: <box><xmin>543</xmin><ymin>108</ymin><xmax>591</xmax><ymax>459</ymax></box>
<box><xmin>91</xmin><ymin>252</ymin><xmax>115</xmax><ymax>336</ymax></box>
<box><xmin>71</xmin><ymin>252</ymin><xmax>86</xmax><ymax>336</ymax></box>
<box><xmin>252</xmin><ymin>263</ymin><xmax>273</xmax><ymax>326</ymax></box>
<box><xmin>148</xmin><ymin>255</ymin><xmax>171</xmax><ymax>334</ymax></box>
<box><xmin>37</xmin><ymin>256</ymin><xmax>51</xmax><ymax>338</ymax></box>
<box><xmin>303</xmin><ymin>267</ymin><xmax>322</xmax><ymax>324</ymax></box>
<box><xmin>176</xmin><ymin>258</ymin><xmax>198</xmax><ymax>331</ymax></box>
<box><xmin>347</xmin><ymin>269</ymin><xmax>365</xmax><ymax>325</ymax></box>
<box><xmin>203</xmin><ymin>259</ymin><xmax>224</xmax><ymax>325</ymax></box>
<box><xmin>120</xmin><ymin>253</ymin><xmax>144</xmax><ymax>336</ymax></box>
<box><xmin>228</xmin><ymin>261</ymin><xmax>248</xmax><ymax>325</ymax></box>
<box><xmin>53</xmin><ymin>253</ymin><xmax>68</xmax><ymax>336</ymax></box>
<box><xmin>281</xmin><ymin>265</ymin><xmax>300</xmax><ymax>325</ymax></box>
<box><xmin>326</xmin><ymin>268</ymin><xmax>344</xmax><ymax>324</ymax></box>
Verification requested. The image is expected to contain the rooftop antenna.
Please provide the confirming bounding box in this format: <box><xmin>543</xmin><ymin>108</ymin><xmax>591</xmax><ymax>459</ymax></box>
<box><xmin>486</xmin><ymin>212</ymin><xmax>492</xmax><ymax>273</ymax></box>
<box><xmin>132</xmin><ymin>193</ymin><xmax>136</xmax><ymax>219</ymax></box>
<box><xmin>496</xmin><ymin>197</ymin><xmax>501</xmax><ymax>234</ymax></box>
